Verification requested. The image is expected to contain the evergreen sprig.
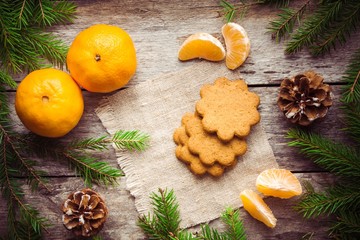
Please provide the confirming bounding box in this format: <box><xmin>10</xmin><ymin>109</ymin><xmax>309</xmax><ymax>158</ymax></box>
<box><xmin>341</xmin><ymin>48</ymin><xmax>360</xmax><ymax>104</ymax></box>
<box><xmin>268</xmin><ymin>1</ymin><xmax>309</xmax><ymax>42</ymax></box>
<box><xmin>287</xmin><ymin>128</ymin><xmax>360</xmax><ymax>178</ymax></box>
<box><xmin>221</xmin><ymin>0</ymin><xmax>360</xmax><ymax>56</ymax></box>
<box><xmin>16</xmin><ymin>129</ymin><xmax>150</xmax><ymax>187</ymax></box>
<box><xmin>138</xmin><ymin>188</ymin><xmax>247</xmax><ymax>240</ymax></box>
<box><xmin>295</xmin><ymin>182</ymin><xmax>360</xmax><ymax>219</ymax></box>
<box><xmin>287</xmin><ymin>50</ymin><xmax>360</xmax><ymax>238</ymax></box>
<box><xmin>285</xmin><ymin>0</ymin><xmax>360</xmax><ymax>56</ymax></box>
<box><xmin>0</xmin><ymin>0</ymin><xmax>76</xmax><ymax>74</ymax></box>
<box><xmin>220</xmin><ymin>0</ymin><xmax>236</xmax><ymax>23</ymax></box>
<box><xmin>67</xmin><ymin>130</ymin><xmax>150</xmax><ymax>152</ymax></box>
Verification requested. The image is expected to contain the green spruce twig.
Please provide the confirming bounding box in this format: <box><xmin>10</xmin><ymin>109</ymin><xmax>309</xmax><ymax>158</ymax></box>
<box><xmin>63</xmin><ymin>152</ymin><xmax>123</xmax><ymax>187</ymax></box>
<box><xmin>220</xmin><ymin>0</ymin><xmax>236</xmax><ymax>23</ymax></box>
<box><xmin>0</xmin><ymin>0</ymin><xmax>76</xmax><ymax>74</ymax></box>
<box><xmin>295</xmin><ymin>182</ymin><xmax>360</xmax><ymax>218</ymax></box>
<box><xmin>341</xmin><ymin>48</ymin><xmax>360</xmax><ymax>104</ymax></box>
<box><xmin>258</xmin><ymin>0</ymin><xmax>290</xmax><ymax>7</ymax></box>
<box><xmin>288</xmin><ymin>49</ymin><xmax>360</xmax><ymax>238</ymax></box>
<box><xmin>138</xmin><ymin>188</ymin><xmax>247</xmax><ymax>240</ymax></box>
<box><xmin>284</xmin><ymin>0</ymin><xmax>344</xmax><ymax>54</ymax></box>
<box><xmin>0</xmin><ymin>1</ymin><xmax>77</xmax><ymax>238</ymax></box>
<box><xmin>287</xmin><ymin>128</ymin><xmax>360</xmax><ymax>177</ymax></box>
<box><xmin>67</xmin><ymin>130</ymin><xmax>150</xmax><ymax>152</ymax></box>
<box><xmin>310</xmin><ymin>1</ymin><xmax>360</xmax><ymax>56</ymax></box>
<box><xmin>268</xmin><ymin>0</ymin><xmax>309</xmax><ymax>42</ymax></box>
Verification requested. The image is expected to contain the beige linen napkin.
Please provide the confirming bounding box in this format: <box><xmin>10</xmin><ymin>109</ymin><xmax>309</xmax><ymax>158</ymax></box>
<box><xmin>96</xmin><ymin>61</ymin><xmax>279</xmax><ymax>228</ymax></box>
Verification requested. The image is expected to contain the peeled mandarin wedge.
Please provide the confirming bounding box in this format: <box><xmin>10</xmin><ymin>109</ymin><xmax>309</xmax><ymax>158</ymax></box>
<box><xmin>256</xmin><ymin>168</ymin><xmax>302</xmax><ymax>199</ymax></box>
<box><xmin>178</xmin><ymin>33</ymin><xmax>225</xmax><ymax>61</ymax></box>
<box><xmin>240</xmin><ymin>189</ymin><xmax>277</xmax><ymax>228</ymax></box>
<box><xmin>222</xmin><ymin>22</ymin><xmax>250</xmax><ymax>70</ymax></box>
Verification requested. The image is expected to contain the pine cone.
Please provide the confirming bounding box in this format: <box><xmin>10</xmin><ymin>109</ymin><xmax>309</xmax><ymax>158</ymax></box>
<box><xmin>62</xmin><ymin>188</ymin><xmax>108</xmax><ymax>237</ymax></box>
<box><xmin>277</xmin><ymin>71</ymin><xmax>333</xmax><ymax>126</ymax></box>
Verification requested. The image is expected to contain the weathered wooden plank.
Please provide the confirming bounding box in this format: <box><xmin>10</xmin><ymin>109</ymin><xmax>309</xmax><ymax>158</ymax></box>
<box><xmin>0</xmin><ymin>173</ymin><xmax>335</xmax><ymax>239</ymax></box>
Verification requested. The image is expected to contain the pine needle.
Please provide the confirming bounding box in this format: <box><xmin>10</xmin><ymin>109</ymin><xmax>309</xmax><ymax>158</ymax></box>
<box><xmin>341</xmin><ymin>48</ymin><xmax>360</xmax><ymax>103</ymax></box>
<box><xmin>68</xmin><ymin>130</ymin><xmax>150</xmax><ymax>152</ymax></box>
<box><xmin>310</xmin><ymin>1</ymin><xmax>360</xmax><ymax>56</ymax></box>
<box><xmin>295</xmin><ymin>182</ymin><xmax>360</xmax><ymax>218</ymax></box>
<box><xmin>220</xmin><ymin>0</ymin><xmax>236</xmax><ymax>23</ymax></box>
<box><xmin>285</xmin><ymin>0</ymin><xmax>345</xmax><ymax>54</ymax></box>
<box><xmin>112</xmin><ymin>130</ymin><xmax>150</xmax><ymax>152</ymax></box>
<box><xmin>0</xmin><ymin>71</ymin><xmax>17</xmax><ymax>89</ymax></box>
<box><xmin>259</xmin><ymin>0</ymin><xmax>290</xmax><ymax>7</ymax></box>
<box><xmin>63</xmin><ymin>152</ymin><xmax>123</xmax><ymax>187</ymax></box>
<box><xmin>287</xmin><ymin>128</ymin><xmax>360</xmax><ymax>177</ymax></box>
<box><xmin>138</xmin><ymin>188</ymin><xmax>247</xmax><ymax>240</ymax></box>
<box><xmin>268</xmin><ymin>1</ymin><xmax>309</xmax><ymax>42</ymax></box>
<box><xmin>341</xmin><ymin>103</ymin><xmax>360</xmax><ymax>145</ymax></box>
<box><xmin>221</xmin><ymin>208</ymin><xmax>247</xmax><ymax>240</ymax></box>
<box><xmin>329</xmin><ymin>210</ymin><xmax>360</xmax><ymax>239</ymax></box>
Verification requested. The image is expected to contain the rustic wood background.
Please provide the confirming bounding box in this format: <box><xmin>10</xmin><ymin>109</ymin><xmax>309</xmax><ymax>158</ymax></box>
<box><xmin>1</xmin><ymin>0</ymin><xmax>359</xmax><ymax>239</ymax></box>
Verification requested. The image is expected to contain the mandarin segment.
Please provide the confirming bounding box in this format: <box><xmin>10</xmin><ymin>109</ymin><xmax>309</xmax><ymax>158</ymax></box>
<box><xmin>240</xmin><ymin>189</ymin><xmax>277</xmax><ymax>228</ymax></box>
<box><xmin>178</xmin><ymin>33</ymin><xmax>225</xmax><ymax>61</ymax></box>
<box><xmin>222</xmin><ymin>22</ymin><xmax>251</xmax><ymax>70</ymax></box>
<box><xmin>256</xmin><ymin>168</ymin><xmax>302</xmax><ymax>199</ymax></box>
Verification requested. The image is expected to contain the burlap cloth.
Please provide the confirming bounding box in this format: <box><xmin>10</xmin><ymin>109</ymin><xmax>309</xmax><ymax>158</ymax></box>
<box><xmin>96</xmin><ymin>61</ymin><xmax>278</xmax><ymax>228</ymax></box>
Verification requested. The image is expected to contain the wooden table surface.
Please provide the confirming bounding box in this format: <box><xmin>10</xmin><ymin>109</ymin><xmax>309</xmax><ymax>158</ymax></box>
<box><xmin>1</xmin><ymin>0</ymin><xmax>359</xmax><ymax>239</ymax></box>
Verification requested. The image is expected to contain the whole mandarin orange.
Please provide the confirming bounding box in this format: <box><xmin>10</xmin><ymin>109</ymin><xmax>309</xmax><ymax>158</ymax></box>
<box><xmin>15</xmin><ymin>68</ymin><xmax>84</xmax><ymax>138</ymax></box>
<box><xmin>66</xmin><ymin>24</ymin><xmax>137</xmax><ymax>93</ymax></box>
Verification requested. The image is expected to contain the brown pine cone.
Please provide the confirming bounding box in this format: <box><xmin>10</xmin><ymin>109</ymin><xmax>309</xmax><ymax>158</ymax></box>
<box><xmin>277</xmin><ymin>71</ymin><xmax>333</xmax><ymax>126</ymax></box>
<box><xmin>62</xmin><ymin>188</ymin><xmax>108</xmax><ymax>237</ymax></box>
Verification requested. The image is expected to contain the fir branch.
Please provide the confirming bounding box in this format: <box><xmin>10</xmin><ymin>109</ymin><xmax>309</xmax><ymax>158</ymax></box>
<box><xmin>220</xmin><ymin>208</ymin><xmax>247</xmax><ymax>240</ymax></box>
<box><xmin>170</xmin><ymin>231</ymin><xmax>199</xmax><ymax>240</ymax></box>
<box><xmin>1</xmin><ymin>129</ymin><xmax>50</xmax><ymax>192</ymax></box>
<box><xmin>67</xmin><ymin>130</ymin><xmax>150</xmax><ymax>152</ymax></box>
<box><xmin>112</xmin><ymin>130</ymin><xmax>150</xmax><ymax>152</ymax></box>
<box><xmin>22</xmin><ymin>28</ymin><xmax>69</xmax><ymax>69</ymax></box>
<box><xmin>341</xmin><ymin>48</ymin><xmax>360</xmax><ymax>103</ymax></box>
<box><xmin>310</xmin><ymin>1</ymin><xmax>360</xmax><ymax>56</ymax></box>
<box><xmin>33</xmin><ymin>0</ymin><xmax>77</xmax><ymax>27</ymax></box>
<box><xmin>14</xmin><ymin>0</ymin><xmax>77</xmax><ymax>28</ymax></box>
<box><xmin>330</xmin><ymin>210</ymin><xmax>360</xmax><ymax>240</ymax></box>
<box><xmin>0</xmin><ymin>0</ymin><xmax>76</xmax><ymax>73</ymax></box>
<box><xmin>258</xmin><ymin>0</ymin><xmax>290</xmax><ymax>7</ymax></box>
<box><xmin>0</xmin><ymin>71</ymin><xmax>17</xmax><ymax>89</ymax></box>
<box><xmin>341</xmin><ymin>103</ymin><xmax>360</xmax><ymax>145</ymax></box>
<box><xmin>199</xmin><ymin>225</ymin><xmax>224</xmax><ymax>240</ymax></box>
<box><xmin>67</xmin><ymin>135</ymin><xmax>109</xmax><ymax>151</ymax></box>
<box><xmin>0</xmin><ymin>140</ymin><xmax>49</xmax><ymax>238</ymax></box>
<box><xmin>139</xmin><ymin>189</ymin><xmax>247</xmax><ymax>240</ymax></box>
<box><xmin>287</xmin><ymin>128</ymin><xmax>360</xmax><ymax>177</ymax></box>
<box><xmin>268</xmin><ymin>1</ymin><xmax>309</xmax><ymax>42</ymax></box>
<box><xmin>15</xmin><ymin>130</ymin><xmax>149</xmax><ymax>187</ymax></box>
<box><xmin>220</xmin><ymin>0</ymin><xmax>236</xmax><ymax>23</ymax></box>
<box><xmin>295</xmin><ymin>182</ymin><xmax>360</xmax><ymax>218</ymax></box>
<box><xmin>63</xmin><ymin>152</ymin><xmax>123</xmax><ymax>187</ymax></box>
<box><xmin>285</xmin><ymin>0</ymin><xmax>345</xmax><ymax>54</ymax></box>
<box><xmin>16</xmin><ymin>133</ymin><xmax>124</xmax><ymax>187</ymax></box>
<box><xmin>151</xmin><ymin>188</ymin><xmax>181</xmax><ymax>238</ymax></box>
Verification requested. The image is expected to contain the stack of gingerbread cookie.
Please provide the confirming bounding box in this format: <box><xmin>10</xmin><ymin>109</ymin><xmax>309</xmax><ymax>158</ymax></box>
<box><xmin>173</xmin><ymin>77</ymin><xmax>260</xmax><ymax>177</ymax></box>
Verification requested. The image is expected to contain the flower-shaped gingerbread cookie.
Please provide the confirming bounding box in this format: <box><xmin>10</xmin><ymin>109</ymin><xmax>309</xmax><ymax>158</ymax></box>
<box><xmin>173</xmin><ymin>125</ymin><xmax>224</xmax><ymax>177</ymax></box>
<box><xmin>182</xmin><ymin>112</ymin><xmax>247</xmax><ymax>167</ymax></box>
<box><xmin>196</xmin><ymin>77</ymin><xmax>260</xmax><ymax>141</ymax></box>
